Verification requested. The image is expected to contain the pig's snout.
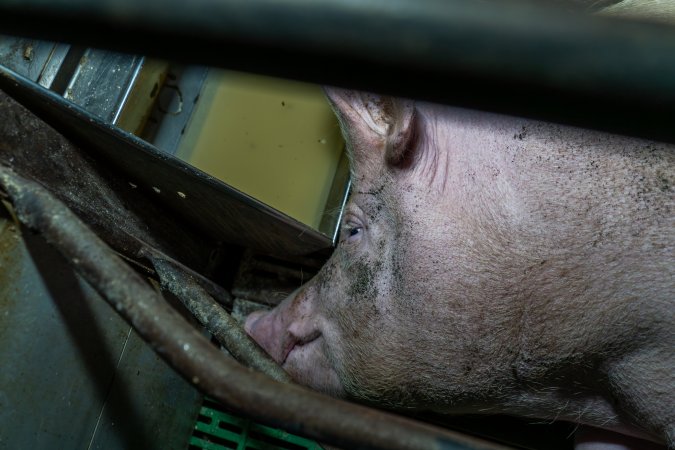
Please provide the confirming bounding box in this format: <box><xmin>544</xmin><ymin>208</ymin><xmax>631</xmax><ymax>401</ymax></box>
<box><xmin>245</xmin><ymin>308</ymin><xmax>321</xmax><ymax>366</ymax></box>
<box><xmin>245</xmin><ymin>310</ymin><xmax>287</xmax><ymax>364</ymax></box>
<box><xmin>245</xmin><ymin>289</ymin><xmax>350</xmax><ymax>396</ymax></box>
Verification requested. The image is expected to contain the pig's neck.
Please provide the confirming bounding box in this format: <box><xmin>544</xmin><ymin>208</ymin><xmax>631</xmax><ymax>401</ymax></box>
<box><xmin>410</xmin><ymin>105</ymin><xmax>672</xmax><ymax>444</ymax></box>
<box><xmin>515</xmin><ymin>126</ymin><xmax>669</xmax><ymax>432</ymax></box>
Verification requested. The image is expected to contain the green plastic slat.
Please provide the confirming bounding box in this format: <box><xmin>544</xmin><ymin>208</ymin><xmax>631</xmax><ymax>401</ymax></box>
<box><xmin>189</xmin><ymin>398</ymin><xmax>322</xmax><ymax>450</ymax></box>
<box><xmin>195</xmin><ymin>420</ymin><xmax>244</xmax><ymax>444</ymax></box>
<box><xmin>248</xmin><ymin>422</ymin><xmax>320</xmax><ymax>450</ymax></box>
<box><xmin>190</xmin><ymin>435</ymin><xmax>235</xmax><ymax>450</ymax></box>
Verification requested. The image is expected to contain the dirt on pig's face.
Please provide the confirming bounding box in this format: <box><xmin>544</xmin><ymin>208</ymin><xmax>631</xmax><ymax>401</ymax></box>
<box><xmin>246</xmin><ymin>90</ymin><xmax>527</xmax><ymax>410</ymax></box>
<box><xmin>257</xmin><ymin>173</ymin><xmax>469</xmax><ymax>408</ymax></box>
<box><xmin>304</xmin><ymin>172</ymin><xmax>521</xmax><ymax>410</ymax></box>
<box><xmin>310</xmin><ymin>176</ymin><xmax>436</xmax><ymax>407</ymax></box>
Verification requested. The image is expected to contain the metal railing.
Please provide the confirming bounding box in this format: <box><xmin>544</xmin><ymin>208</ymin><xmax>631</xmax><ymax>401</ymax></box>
<box><xmin>0</xmin><ymin>0</ymin><xmax>675</xmax><ymax>142</ymax></box>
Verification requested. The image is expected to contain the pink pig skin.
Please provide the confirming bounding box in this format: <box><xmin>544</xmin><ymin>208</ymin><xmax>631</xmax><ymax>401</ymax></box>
<box><xmin>246</xmin><ymin>89</ymin><xmax>674</xmax><ymax>449</ymax></box>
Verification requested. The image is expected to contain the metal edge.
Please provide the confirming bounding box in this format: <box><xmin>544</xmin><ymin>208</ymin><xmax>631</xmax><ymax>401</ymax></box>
<box><xmin>0</xmin><ymin>65</ymin><xmax>333</xmax><ymax>255</ymax></box>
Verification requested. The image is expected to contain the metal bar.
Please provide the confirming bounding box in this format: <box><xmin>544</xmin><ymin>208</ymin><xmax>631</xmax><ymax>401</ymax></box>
<box><xmin>143</xmin><ymin>250</ymin><xmax>293</xmax><ymax>384</ymax></box>
<box><xmin>1</xmin><ymin>0</ymin><xmax>675</xmax><ymax>142</ymax></box>
<box><xmin>63</xmin><ymin>49</ymin><xmax>144</xmax><ymax>124</ymax></box>
<box><xmin>36</xmin><ymin>42</ymin><xmax>74</xmax><ymax>90</ymax></box>
<box><xmin>140</xmin><ymin>65</ymin><xmax>208</xmax><ymax>155</ymax></box>
<box><xmin>0</xmin><ymin>165</ymin><xmax>514</xmax><ymax>450</ymax></box>
<box><xmin>0</xmin><ymin>36</ymin><xmax>56</xmax><ymax>82</ymax></box>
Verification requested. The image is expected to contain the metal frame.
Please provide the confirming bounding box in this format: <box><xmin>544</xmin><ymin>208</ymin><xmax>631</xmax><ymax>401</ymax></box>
<box><xmin>0</xmin><ymin>65</ymin><xmax>333</xmax><ymax>257</ymax></box>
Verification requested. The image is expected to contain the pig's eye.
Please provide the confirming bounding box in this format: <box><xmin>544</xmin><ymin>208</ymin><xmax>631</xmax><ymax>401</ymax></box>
<box><xmin>341</xmin><ymin>220</ymin><xmax>364</xmax><ymax>243</ymax></box>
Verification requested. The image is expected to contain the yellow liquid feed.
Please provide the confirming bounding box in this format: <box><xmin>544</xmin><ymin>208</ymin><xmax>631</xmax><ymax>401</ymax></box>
<box><xmin>177</xmin><ymin>70</ymin><xmax>345</xmax><ymax>230</ymax></box>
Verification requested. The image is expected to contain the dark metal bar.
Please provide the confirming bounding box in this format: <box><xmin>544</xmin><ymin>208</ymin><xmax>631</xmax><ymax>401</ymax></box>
<box><xmin>0</xmin><ymin>165</ymin><xmax>514</xmax><ymax>450</ymax></box>
<box><xmin>143</xmin><ymin>250</ymin><xmax>292</xmax><ymax>384</ymax></box>
<box><xmin>1</xmin><ymin>0</ymin><xmax>675</xmax><ymax>142</ymax></box>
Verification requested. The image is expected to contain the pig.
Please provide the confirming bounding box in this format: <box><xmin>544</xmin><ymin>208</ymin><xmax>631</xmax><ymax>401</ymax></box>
<box><xmin>245</xmin><ymin>88</ymin><xmax>674</xmax><ymax>449</ymax></box>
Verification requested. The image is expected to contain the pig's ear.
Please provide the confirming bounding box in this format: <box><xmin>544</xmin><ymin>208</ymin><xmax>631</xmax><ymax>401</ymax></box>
<box><xmin>324</xmin><ymin>87</ymin><xmax>417</xmax><ymax>170</ymax></box>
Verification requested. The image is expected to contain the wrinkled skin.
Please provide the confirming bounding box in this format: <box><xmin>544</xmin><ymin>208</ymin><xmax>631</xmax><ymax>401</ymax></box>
<box><xmin>246</xmin><ymin>89</ymin><xmax>674</xmax><ymax>449</ymax></box>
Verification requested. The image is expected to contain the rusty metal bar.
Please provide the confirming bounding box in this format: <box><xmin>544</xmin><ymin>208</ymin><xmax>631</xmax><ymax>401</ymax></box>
<box><xmin>0</xmin><ymin>165</ymin><xmax>513</xmax><ymax>450</ymax></box>
<box><xmin>143</xmin><ymin>250</ymin><xmax>292</xmax><ymax>384</ymax></box>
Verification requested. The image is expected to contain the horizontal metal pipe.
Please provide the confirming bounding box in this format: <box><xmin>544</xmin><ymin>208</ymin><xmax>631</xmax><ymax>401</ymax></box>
<box><xmin>0</xmin><ymin>165</ymin><xmax>513</xmax><ymax>450</ymax></box>
<box><xmin>1</xmin><ymin>0</ymin><xmax>675</xmax><ymax>142</ymax></box>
